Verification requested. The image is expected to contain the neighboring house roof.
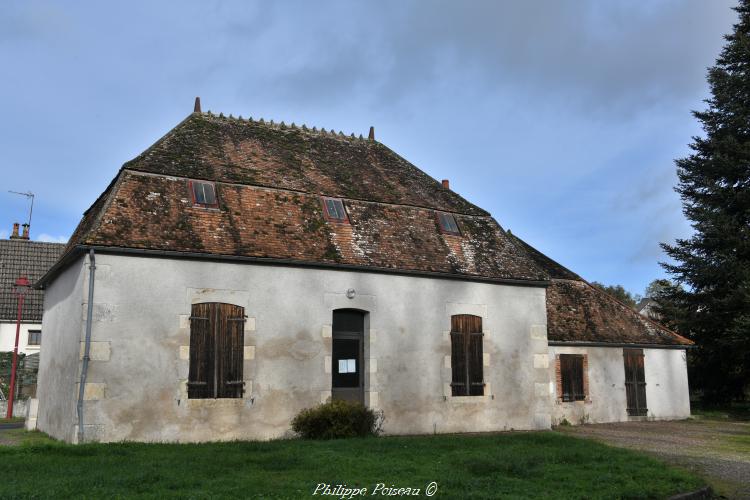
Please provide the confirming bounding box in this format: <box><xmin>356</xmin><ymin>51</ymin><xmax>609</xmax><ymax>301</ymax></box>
<box><xmin>0</xmin><ymin>239</ymin><xmax>65</xmax><ymax>322</ymax></box>
<box><xmin>508</xmin><ymin>233</ymin><xmax>692</xmax><ymax>347</ymax></box>
<box><xmin>636</xmin><ymin>298</ymin><xmax>657</xmax><ymax>314</ymax></box>
<box><xmin>47</xmin><ymin>112</ymin><xmax>548</xmax><ymax>284</ymax></box>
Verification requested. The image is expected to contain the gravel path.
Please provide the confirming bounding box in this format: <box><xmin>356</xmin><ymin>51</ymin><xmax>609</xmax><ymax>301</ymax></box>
<box><xmin>559</xmin><ymin>419</ymin><xmax>750</xmax><ymax>499</ymax></box>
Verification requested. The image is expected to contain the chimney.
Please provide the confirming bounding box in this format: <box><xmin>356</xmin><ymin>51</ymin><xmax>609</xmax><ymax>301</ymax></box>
<box><xmin>194</xmin><ymin>97</ymin><xmax>201</xmax><ymax>113</ymax></box>
<box><xmin>442</xmin><ymin>179</ymin><xmax>450</xmax><ymax>189</ymax></box>
<box><xmin>10</xmin><ymin>222</ymin><xmax>20</xmax><ymax>239</ymax></box>
<box><xmin>21</xmin><ymin>223</ymin><xmax>30</xmax><ymax>240</ymax></box>
<box><xmin>368</xmin><ymin>126</ymin><xmax>375</xmax><ymax>141</ymax></box>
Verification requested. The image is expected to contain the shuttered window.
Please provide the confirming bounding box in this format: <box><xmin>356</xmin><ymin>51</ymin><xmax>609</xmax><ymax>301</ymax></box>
<box><xmin>189</xmin><ymin>180</ymin><xmax>218</xmax><ymax>208</ymax></box>
<box><xmin>188</xmin><ymin>302</ymin><xmax>245</xmax><ymax>399</ymax></box>
<box><xmin>450</xmin><ymin>314</ymin><xmax>484</xmax><ymax>396</ymax></box>
<box><xmin>322</xmin><ymin>197</ymin><xmax>349</xmax><ymax>223</ymax></box>
<box><xmin>559</xmin><ymin>354</ymin><xmax>585</xmax><ymax>402</ymax></box>
<box><xmin>437</xmin><ymin>212</ymin><xmax>461</xmax><ymax>236</ymax></box>
<box><xmin>624</xmin><ymin>349</ymin><xmax>648</xmax><ymax>416</ymax></box>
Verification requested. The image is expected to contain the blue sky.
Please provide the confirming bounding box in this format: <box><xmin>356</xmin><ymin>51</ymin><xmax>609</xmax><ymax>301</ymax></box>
<box><xmin>0</xmin><ymin>1</ymin><xmax>738</xmax><ymax>296</ymax></box>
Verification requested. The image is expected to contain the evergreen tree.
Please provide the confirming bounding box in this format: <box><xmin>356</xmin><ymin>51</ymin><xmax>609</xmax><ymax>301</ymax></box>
<box><xmin>660</xmin><ymin>1</ymin><xmax>750</xmax><ymax>403</ymax></box>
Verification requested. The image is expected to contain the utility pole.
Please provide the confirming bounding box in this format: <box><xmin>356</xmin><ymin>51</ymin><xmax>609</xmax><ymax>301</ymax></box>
<box><xmin>7</xmin><ymin>276</ymin><xmax>30</xmax><ymax>418</ymax></box>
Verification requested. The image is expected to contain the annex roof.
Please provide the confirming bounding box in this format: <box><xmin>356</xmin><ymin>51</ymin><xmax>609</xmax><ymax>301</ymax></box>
<box><xmin>507</xmin><ymin>233</ymin><xmax>692</xmax><ymax>347</ymax></box>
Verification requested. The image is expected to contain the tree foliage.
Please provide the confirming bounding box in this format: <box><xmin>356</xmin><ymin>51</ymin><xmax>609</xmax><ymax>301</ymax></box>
<box><xmin>590</xmin><ymin>282</ymin><xmax>639</xmax><ymax>308</ymax></box>
<box><xmin>660</xmin><ymin>1</ymin><xmax>750</xmax><ymax>403</ymax></box>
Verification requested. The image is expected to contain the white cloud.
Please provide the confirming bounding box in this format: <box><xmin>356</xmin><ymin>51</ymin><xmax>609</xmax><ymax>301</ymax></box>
<box><xmin>35</xmin><ymin>233</ymin><xmax>68</xmax><ymax>244</ymax></box>
<box><xmin>0</xmin><ymin>229</ymin><xmax>8</xmax><ymax>239</ymax></box>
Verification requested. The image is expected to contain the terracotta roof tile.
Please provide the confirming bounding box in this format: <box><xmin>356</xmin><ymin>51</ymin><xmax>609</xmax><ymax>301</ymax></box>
<box><xmin>123</xmin><ymin>113</ymin><xmax>488</xmax><ymax>216</ymax></box>
<box><xmin>546</xmin><ymin>279</ymin><xmax>693</xmax><ymax>346</ymax></box>
<box><xmin>507</xmin><ymin>233</ymin><xmax>691</xmax><ymax>346</ymax></box>
<box><xmin>80</xmin><ymin>171</ymin><xmax>545</xmax><ymax>281</ymax></box>
<box><xmin>46</xmin><ymin>110</ymin><xmax>691</xmax><ymax>347</ymax></box>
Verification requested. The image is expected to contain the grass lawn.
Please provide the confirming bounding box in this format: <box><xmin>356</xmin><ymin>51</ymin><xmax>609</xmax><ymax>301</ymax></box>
<box><xmin>0</xmin><ymin>431</ymin><xmax>703</xmax><ymax>499</ymax></box>
<box><xmin>0</xmin><ymin>417</ymin><xmax>24</xmax><ymax>424</ymax></box>
<box><xmin>690</xmin><ymin>401</ymin><xmax>750</xmax><ymax>421</ymax></box>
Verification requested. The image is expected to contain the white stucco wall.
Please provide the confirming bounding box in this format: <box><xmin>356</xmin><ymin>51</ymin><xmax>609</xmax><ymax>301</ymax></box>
<box><xmin>36</xmin><ymin>256</ymin><xmax>87</xmax><ymax>442</ymax></box>
<box><xmin>39</xmin><ymin>253</ymin><xmax>551</xmax><ymax>443</ymax></box>
<box><xmin>548</xmin><ymin>345</ymin><xmax>690</xmax><ymax>425</ymax></box>
<box><xmin>0</xmin><ymin>322</ymin><xmax>42</xmax><ymax>355</ymax></box>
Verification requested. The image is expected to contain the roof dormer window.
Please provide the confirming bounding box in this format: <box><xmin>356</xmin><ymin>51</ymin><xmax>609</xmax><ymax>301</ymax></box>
<box><xmin>322</xmin><ymin>197</ymin><xmax>349</xmax><ymax>223</ymax></box>
<box><xmin>189</xmin><ymin>180</ymin><xmax>218</xmax><ymax>208</ymax></box>
<box><xmin>437</xmin><ymin>212</ymin><xmax>461</xmax><ymax>236</ymax></box>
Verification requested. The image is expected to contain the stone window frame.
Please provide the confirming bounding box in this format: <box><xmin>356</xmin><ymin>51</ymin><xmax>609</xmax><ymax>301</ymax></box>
<box><xmin>178</xmin><ymin>288</ymin><xmax>256</xmax><ymax>406</ymax></box>
<box><xmin>442</xmin><ymin>303</ymin><xmax>492</xmax><ymax>403</ymax></box>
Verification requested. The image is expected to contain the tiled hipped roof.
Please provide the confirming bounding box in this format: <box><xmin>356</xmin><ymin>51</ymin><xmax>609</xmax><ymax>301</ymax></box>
<box><xmin>0</xmin><ymin>240</ymin><xmax>64</xmax><ymax>322</ymax></box>
<box><xmin>61</xmin><ymin>112</ymin><xmax>546</xmax><ymax>282</ymax></box>
<box><xmin>53</xmin><ymin>110</ymin><xmax>690</xmax><ymax>347</ymax></box>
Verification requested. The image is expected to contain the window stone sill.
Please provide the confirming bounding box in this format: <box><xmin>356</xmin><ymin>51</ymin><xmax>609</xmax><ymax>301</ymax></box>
<box><xmin>184</xmin><ymin>398</ymin><xmax>250</xmax><ymax>409</ymax></box>
<box><xmin>445</xmin><ymin>395</ymin><xmax>494</xmax><ymax>404</ymax></box>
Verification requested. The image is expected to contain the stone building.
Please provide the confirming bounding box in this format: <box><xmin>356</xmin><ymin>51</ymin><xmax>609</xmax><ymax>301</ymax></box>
<box><xmin>35</xmin><ymin>103</ymin><xmax>692</xmax><ymax>443</ymax></box>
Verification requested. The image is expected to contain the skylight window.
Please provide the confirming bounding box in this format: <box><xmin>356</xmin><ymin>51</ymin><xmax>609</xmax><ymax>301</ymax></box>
<box><xmin>189</xmin><ymin>180</ymin><xmax>218</xmax><ymax>208</ymax></box>
<box><xmin>437</xmin><ymin>212</ymin><xmax>461</xmax><ymax>236</ymax></box>
<box><xmin>322</xmin><ymin>197</ymin><xmax>349</xmax><ymax>223</ymax></box>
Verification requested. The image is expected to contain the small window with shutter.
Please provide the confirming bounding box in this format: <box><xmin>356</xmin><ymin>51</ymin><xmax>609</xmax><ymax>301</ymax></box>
<box><xmin>189</xmin><ymin>180</ymin><xmax>219</xmax><ymax>208</ymax></box>
<box><xmin>436</xmin><ymin>212</ymin><xmax>461</xmax><ymax>236</ymax></box>
<box><xmin>559</xmin><ymin>354</ymin><xmax>585</xmax><ymax>402</ymax></box>
<box><xmin>188</xmin><ymin>302</ymin><xmax>245</xmax><ymax>399</ymax></box>
<box><xmin>450</xmin><ymin>314</ymin><xmax>484</xmax><ymax>396</ymax></box>
<box><xmin>322</xmin><ymin>197</ymin><xmax>349</xmax><ymax>223</ymax></box>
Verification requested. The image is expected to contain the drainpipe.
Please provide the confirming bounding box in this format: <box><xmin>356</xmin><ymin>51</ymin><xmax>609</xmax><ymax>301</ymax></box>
<box><xmin>77</xmin><ymin>249</ymin><xmax>96</xmax><ymax>443</ymax></box>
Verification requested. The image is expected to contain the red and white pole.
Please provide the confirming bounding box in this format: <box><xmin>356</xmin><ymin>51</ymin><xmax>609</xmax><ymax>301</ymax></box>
<box><xmin>7</xmin><ymin>276</ymin><xmax>30</xmax><ymax>419</ymax></box>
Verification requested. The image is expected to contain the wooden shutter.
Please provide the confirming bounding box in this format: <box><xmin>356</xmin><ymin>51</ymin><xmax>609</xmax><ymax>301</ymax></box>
<box><xmin>624</xmin><ymin>349</ymin><xmax>647</xmax><ymax>416</ymax></box>
<box><xmin>560</xmin><ymin>355</ymin><xmax>573</xmax><ymax>402</ymax></box>
<box><xmin>188</xmin><ymin>302</ymin><xmax>245</xmax><ymax>399</ymax></box>
<box><xmin>216</xmin><ymin>303</ymin><xmax>245</xmax><ymax>398</ymax></box>
<box><xmin>450</xmin><ymin>329</ymin><xmax>466</xmax><ymax>396</ymax></box>
<box><xmin>188</xmin><ymin>303</ymin><xmax>214</xmax><ymax>399</ymax></box>
<box><xmin>560</xmin><ymin>354</ymin><xmax>584</xmax><ymax>402</ymax></box>
<box><xmin>450</xmin><ymin>315</ymin><xmax>484</xmax><ymax>397</ymax></box>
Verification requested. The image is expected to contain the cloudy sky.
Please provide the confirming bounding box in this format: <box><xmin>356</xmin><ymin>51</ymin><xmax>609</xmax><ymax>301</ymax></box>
<box><xmin>0</xmin><ymin>1</ymin><xmax>738</xmax><ymax>296</ymax></box>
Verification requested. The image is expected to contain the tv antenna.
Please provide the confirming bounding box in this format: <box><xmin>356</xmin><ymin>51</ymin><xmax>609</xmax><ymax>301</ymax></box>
<box><xmin>8</xmin><ymin>191</ymin><xmax>35</xmax><ymax>228</ymax></box>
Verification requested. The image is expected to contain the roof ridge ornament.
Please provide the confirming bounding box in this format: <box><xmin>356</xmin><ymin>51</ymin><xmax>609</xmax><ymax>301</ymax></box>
<box><xmin>368</xmin><ymin>126</ymin><xmax>375</xmax><ymax>141</ymax></box>
<box><xmin>194</xmin><ymin>97</ymin><xmax>201</xmax><ymax>113</ymax></box>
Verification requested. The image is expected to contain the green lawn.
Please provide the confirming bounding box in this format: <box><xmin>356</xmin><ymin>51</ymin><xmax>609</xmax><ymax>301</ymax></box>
<box><xmin>690</xmin><ymin>401</ymin><xmax>750</xmax><ymax>421</ymax></box>
<box><xmin>0</xmin><ymin>431</ymin><xmax>703</xmax><ymax>499</ymax></box>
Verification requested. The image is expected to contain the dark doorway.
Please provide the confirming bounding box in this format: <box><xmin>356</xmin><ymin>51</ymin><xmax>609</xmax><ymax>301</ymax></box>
<box><xmin>332</xmin><ymin>309</ymin><xmax>365</xmax><ymax>403</ymax></box>
<box><xmin>624</xmin><ymin>348</ymin><xmax>648</xmax><ymax>416</ymax></box>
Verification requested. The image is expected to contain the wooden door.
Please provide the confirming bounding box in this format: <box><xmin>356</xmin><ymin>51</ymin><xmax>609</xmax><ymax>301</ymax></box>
<box><xmin>624</xmin><ymin>348</ymin><xmax>647</xmax><ymax>416</ymax></box>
